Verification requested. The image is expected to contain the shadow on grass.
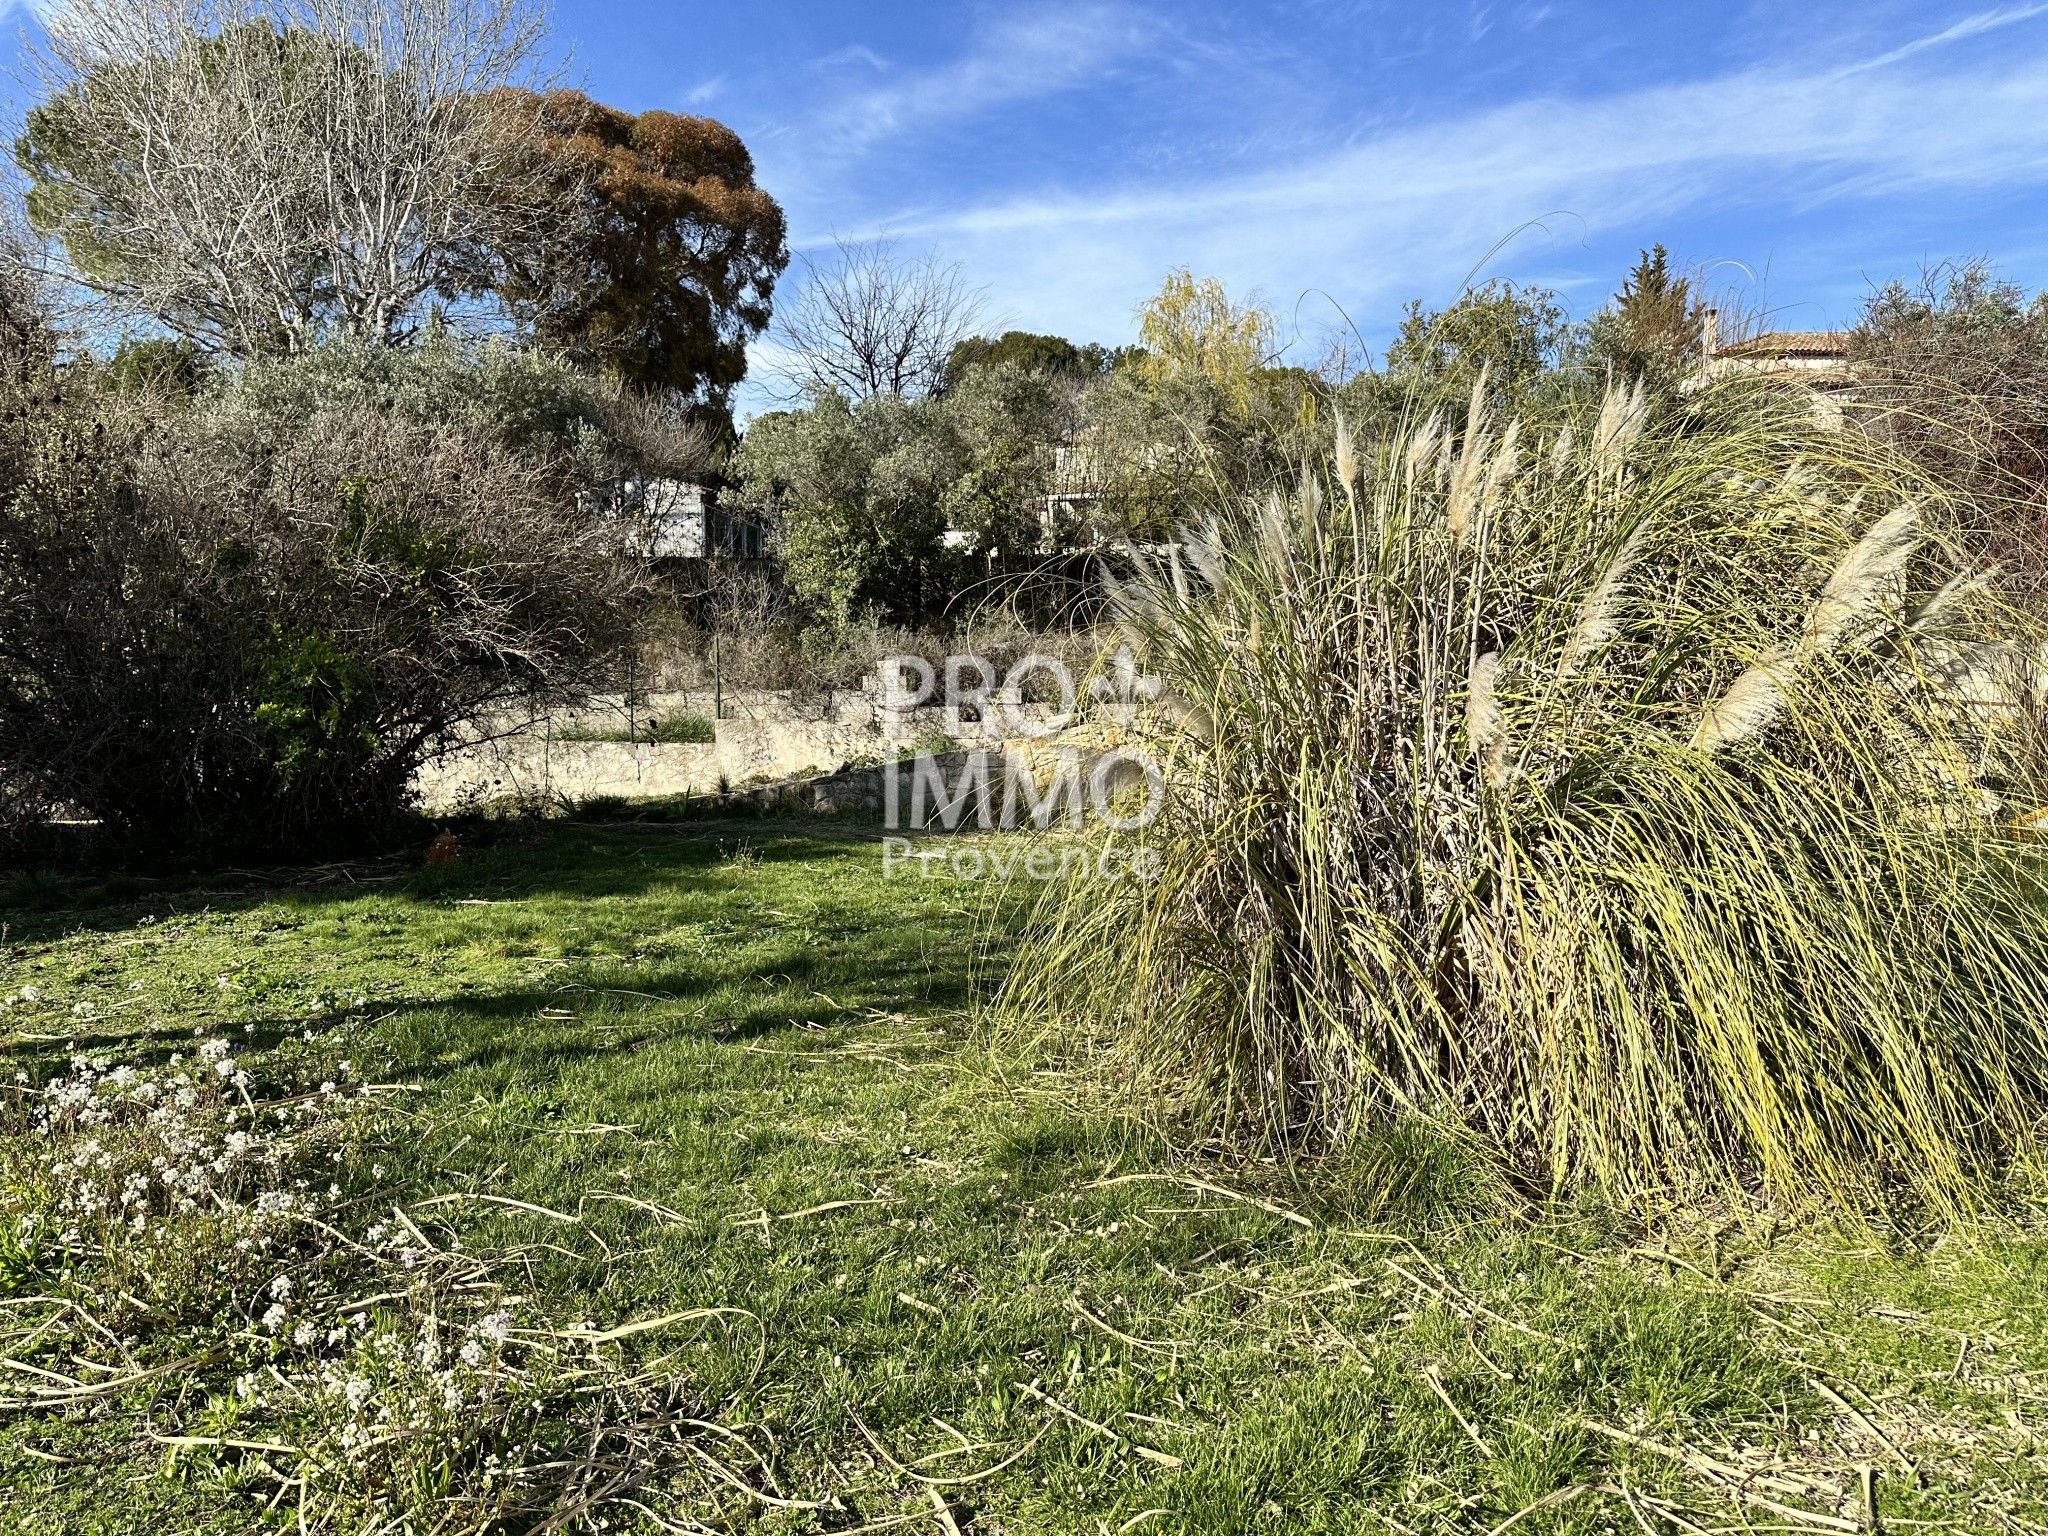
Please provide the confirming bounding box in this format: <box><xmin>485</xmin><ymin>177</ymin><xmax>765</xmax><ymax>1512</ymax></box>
<box><xmin>0</xmin><ymin>816</ymin><xmax>904</xmax><ymax>942</ymax></box>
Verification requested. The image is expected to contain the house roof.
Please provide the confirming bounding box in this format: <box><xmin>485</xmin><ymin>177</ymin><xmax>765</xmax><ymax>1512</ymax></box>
<box><xmin>1714</xmin><ymin>330</ymin><xmax>1849</xmax><ymax>360</ymax></box>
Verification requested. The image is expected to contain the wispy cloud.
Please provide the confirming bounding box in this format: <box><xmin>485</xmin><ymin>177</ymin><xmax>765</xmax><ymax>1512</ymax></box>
<box><xmin>806</xmin><ymin>4</ymin><xmax>1163</xmax><ymax>156</ymax></box>
<box><xmin>813</xmin><ymin>43</ymin><xmax>890</xmax><ymax>74</ymax></box>
<box><xmin>1839</xmin><ymin>2</ymin><xmax>2048</xmax><ymax>76</ymax></box>
<box><xmin>845</xmin><ymin>16</ymin><xmax>2048</xmax><ymax>342</ymax></box>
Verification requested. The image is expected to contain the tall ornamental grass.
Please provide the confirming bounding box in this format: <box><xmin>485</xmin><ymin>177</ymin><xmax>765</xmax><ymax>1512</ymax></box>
<box><xmin>1006</xmin><ymin>379</ymin><xmax>2048</xmax><ymax>1218</ymax></box>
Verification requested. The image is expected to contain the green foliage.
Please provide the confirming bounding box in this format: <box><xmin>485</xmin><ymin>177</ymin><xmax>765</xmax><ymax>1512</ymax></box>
<box><xmin>0</xmin><ymin>1209</ymin><xmax>50</xmax><ymax>1296</ymax></box>
<box><xmin>735</xmin><ymin>391</ymin><xmax>954</xmax><ymax>623</ymax></box>
<box><xmin>253</xmin><ymin>630</ymin><xmax>380</xmax><ymax>786</ymax></box>
<box><xmin>0</xmin><ymin>341</ymin><xmax>647</xmax><ymax>856</ymax></box>
<box><xmin>1615</xmin><ymin>244</ymin><xmax>1703</xmax><ymax>361</ymax></box>
<box><xmin>6</xmin><ymin>826</ymin><xmax>2046</xmax><ymax>1531</ymax></box>
<box><xmin>97</xmin><ymin>335</ymin><xmax>210</xmax><ymax>397</ymax></box>
<box><xmin>1007</xmin><ymin>378</ymin><xmax>2048</xmax><ymax>1218</ymax></box>
<box><xmin>938</xmin><ymin>361</ymin><xmax>1071</xmax><ymax>562</ymax></box>
<box><xmin>556</xmin><ymin>711</ymin><xmax>714</xmax><ymax>744</ymax></box>
<box><xmin>1072</xmin><ymin>362</ymin><xmax>1338</xmax><ymax>546</ymax></box>
<box><xmin>733</xmin><ymin>363</ymin><xmax>1071</xmax><ymax>625</ymax></box>
<box><xmin>1386</xmin><ymin>279</ymin><xmax>1568</xmax><ymax>408</ymax></box>
<box><xmin>210</xmin><ymin>331</ymin><xmax>703</xmax><ymax>482</ymax></box>
<box><xmin>942</xmin><ymin>330</ymin><xmax>1118</xmax><ymax>390</ymax></box>
<box><xmin>1861</xmin><ymin>259</ymin><xmax>2048</xmax><ymax>338</ymax></box>
<box><xmin>644</xmin><ymin>712</ymin><xmax>715</xmax><ymax>744</ymax></box>
<box><xmin>1581</xmin><ymin>245</ymin><xmax>1705</xmax><ymax>387</ymax></box>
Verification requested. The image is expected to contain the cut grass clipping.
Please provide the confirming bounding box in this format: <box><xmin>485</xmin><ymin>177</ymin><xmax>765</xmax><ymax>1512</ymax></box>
<box><xmin>7</xmin><ymin>828</ymin><xmax>2046</xmax><ymax>1531</ymax></box>
<box><xmin>1006</xmin><ymin>377</ymin><xmax>2048</xmax><ymax>1220</ymax></box>
<box><xmin>0</xmin><ymin>1044</ymin><xmax>764</xmax><ymax>1531</ymax></box>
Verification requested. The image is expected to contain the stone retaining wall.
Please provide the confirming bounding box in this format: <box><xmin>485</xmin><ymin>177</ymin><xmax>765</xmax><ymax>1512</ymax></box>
<box><xmin>413</xmin><ymin>698</ymin><xmax>1078</xmax><ymax>813</ymax></box>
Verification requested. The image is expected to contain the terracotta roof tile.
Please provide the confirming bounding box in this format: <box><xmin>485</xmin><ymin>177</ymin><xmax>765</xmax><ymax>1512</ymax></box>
<box><xmin>1715</xmin><ymin>330</ymin><xmax>1849</xmax><ymax>359</ymax></box>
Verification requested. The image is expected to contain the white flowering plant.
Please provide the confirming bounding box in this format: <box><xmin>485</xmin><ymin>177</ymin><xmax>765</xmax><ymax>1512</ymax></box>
<box><xmin>1</xmin><ymin>1036</ymin><xmax>365</xmax><ymax>1327</ymax></box>
<box><xmin>3</xmin><ymin>1037</ymin><xmax>770</xmax><ymax>1532</ymax></box>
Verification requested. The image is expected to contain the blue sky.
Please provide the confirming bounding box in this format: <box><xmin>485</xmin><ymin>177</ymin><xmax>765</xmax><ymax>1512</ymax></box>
<box><xmin>554</xmin><ymin>1</ymin><xmax>2048</xmax><ymax>355</ymax></box>
<box><xmin>10</xmin><ymin>1</ymin><xmax>2048</xmax><ymax>402</ymax></box>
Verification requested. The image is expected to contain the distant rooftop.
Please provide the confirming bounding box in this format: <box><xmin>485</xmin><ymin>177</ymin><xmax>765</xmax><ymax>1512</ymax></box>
<box><xmin>1713</xmin><ymin>330</ymin><xmax>1849</xmax><ymax>360</ymax></box>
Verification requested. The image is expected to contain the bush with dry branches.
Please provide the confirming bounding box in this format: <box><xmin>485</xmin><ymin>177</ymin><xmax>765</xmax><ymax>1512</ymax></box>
<box><xmin>0</xmin><ymin>344</ymin><xmax>654</xmax><ymax>857</ymax></box>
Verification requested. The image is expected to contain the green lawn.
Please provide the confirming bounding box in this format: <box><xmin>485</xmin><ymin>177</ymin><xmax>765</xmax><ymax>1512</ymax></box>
<box><xmin>3</xmin><ymin>817</ymin><xmax>2044</xmax><ymax>1533</ymax></box>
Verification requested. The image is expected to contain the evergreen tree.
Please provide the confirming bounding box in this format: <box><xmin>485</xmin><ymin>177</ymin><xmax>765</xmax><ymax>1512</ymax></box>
<box><xmin>1615</xmin><ymin>244</ymin><xmax>1703</xmax><ymax>363</ymax></box>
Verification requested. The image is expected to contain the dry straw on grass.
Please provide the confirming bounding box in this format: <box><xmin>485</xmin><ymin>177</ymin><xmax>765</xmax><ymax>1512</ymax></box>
<box><xmin>1005</xmin><ymin>377</ymin><xmax>2048</xmax><ymax>1220</ymax></box>
<box><xmin>0</xmin><ymin>1045</ymin><xmax>782</xmax><ymax>1532</ymax></box>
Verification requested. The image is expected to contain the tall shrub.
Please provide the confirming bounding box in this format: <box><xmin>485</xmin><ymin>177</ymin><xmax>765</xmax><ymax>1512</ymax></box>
<box><xmin>1849</xmin><ymin>262</ymin><xmax>2048</xmax><ymax>579</ymax></box>
<box><xmin>0</xmin><ymin>359</ymin><xmax>647</xmax><ymax>856</ymax></box>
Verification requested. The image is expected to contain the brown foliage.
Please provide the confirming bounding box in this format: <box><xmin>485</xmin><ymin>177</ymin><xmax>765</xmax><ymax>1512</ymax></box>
<box><xmin>1848</xmin><ymin>264</ymin><xmax>2048</xmax><ymax>579</ymax></box>
<box><xmin>478</xmin><ymin>88</ymin><xmax>788</xmax><ymax>418</ymax></box>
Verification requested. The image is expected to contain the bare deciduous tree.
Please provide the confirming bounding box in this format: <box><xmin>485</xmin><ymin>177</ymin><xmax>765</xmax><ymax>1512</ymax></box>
<box><xmin>19</xmin><ymin>0</ymin><xmax>554</xmax><ymax>356</ymax></box>
<box><xmin>768</xmin><ymin>237</ymin><xmax>986</xmax><ymax>400</ymax></box>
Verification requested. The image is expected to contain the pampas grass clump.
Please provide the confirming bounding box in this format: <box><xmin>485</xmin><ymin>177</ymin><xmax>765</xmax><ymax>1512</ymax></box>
<box><xmin>1006</xmin><ymin>379</ymin><xmax>2048</xmax><ymax>1219</ymax></box>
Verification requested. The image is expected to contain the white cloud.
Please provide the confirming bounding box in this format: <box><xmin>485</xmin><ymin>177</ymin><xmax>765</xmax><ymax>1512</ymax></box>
<box><xmin>804</xmin><ymin>4</ymin><xmax>1161</xmax><ymax>158</ymax></box>
<box><xmin>1838</xmin><ymin>2</ymin><xmax>2048</xmax><ymax>76</ymax></box>
<box><xmin>848</xmin><ymin>23</ymin><xmax>2048</xmax><ymax>345</ymax></box>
